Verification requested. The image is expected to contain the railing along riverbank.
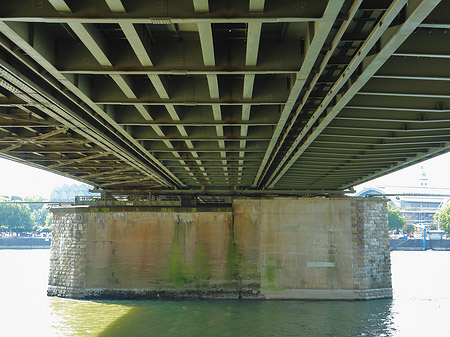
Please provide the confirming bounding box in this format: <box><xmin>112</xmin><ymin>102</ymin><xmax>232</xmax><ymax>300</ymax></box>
<box><xmin>390</xmin><ymin>238</ymin><xmax>450</xmax><ymax>251</ymax></box>
<box><xmin>0</xmin><ymin>237</ymin><xmax>50</xmax><ymax>249</ymax></box>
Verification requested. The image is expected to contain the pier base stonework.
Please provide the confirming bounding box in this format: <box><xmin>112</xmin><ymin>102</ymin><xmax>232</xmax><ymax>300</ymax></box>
<box><xmin>47</xmin><ymin>198</ymin><xmax>392</xmax><ymax>300</ymax></box>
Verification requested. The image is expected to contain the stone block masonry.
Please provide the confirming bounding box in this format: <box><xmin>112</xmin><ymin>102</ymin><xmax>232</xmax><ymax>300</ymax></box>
<box><xmin>47</xmin><ymin>198</ymin><xmax>392</xmax><ymax>300</ymax></box>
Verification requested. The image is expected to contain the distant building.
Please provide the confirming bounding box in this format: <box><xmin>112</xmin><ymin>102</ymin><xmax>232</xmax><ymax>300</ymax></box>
<box><xmin>50</xmin><ymin>184</ymin><xmax>99</xmax><ymax>202</ymax></box>
<box><xmin>0</xmin><ymin>195</ymin><xmax>23</xmax><ymax>201</ymax></box>
<box><xmin>355</xmin><ymin>166</ymin><xmax>450</xmax><ymax>226</ymax></box>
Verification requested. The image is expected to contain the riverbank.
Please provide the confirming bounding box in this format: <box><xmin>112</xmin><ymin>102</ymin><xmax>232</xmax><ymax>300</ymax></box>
<box><xmin>390</xmin><ymin>238</ymin><xmax>450</xmax><ymax>251</ymax></box>
<box><xmin>0</xmin><ymin>237</ymin><xmax>50</xmax><ymax>249</ymax></box>
<box><xmin>3</xmin><ymin>236</ymin><xmax>448</xmax><ymax>252</ymax></box>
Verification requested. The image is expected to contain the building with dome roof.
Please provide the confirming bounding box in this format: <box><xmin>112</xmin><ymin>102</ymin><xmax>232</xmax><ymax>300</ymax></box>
<box><xmin>355</xmin><ymin>167</ymin><xmax>450</xmax><ymax>227</ymax></box>
<box><xmin>50</xmin><ymin>184</ymin><xmax>99</xmax><ymax>202</ymax></box>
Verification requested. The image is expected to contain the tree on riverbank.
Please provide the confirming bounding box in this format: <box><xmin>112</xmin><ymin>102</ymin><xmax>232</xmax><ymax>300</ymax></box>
<box><xmin>0</xmin><ymin>196</ymin><xmax>51</xmax><ymax>233</ymax></box>
<box><xmin>434</xmin><ymin>204</ymin><xmax>450</xmax><ymax>234</ymax></box>
<box><xmin>0</xmin><ymin>203</ymin><xmax>34</xmax><ymax>232</ymax></box>
<box><xmin>402</xmin><ymin>223</ymin><xmax>415</xmax><ymax>235</ymax></box>
<box><xmin>387</xmin><ymin>203</ymin><xmax>406</xmax><ymax>231</ymax></box>
<box><xmin>37</xmin><ymin>212</ymin><xmax>53</xmax><ymax>233</ymax></box>
<box><xmin>24</xmin><ymin>196</ymin><xmax>50</xmax><ymax>231</ymax></box>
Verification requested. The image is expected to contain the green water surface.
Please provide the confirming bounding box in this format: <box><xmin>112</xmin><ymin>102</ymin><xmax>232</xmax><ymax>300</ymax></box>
<box><xmin>1</xmin><ymin>250</ymin><xmax>450</xmax><ymax>336</ymax></box>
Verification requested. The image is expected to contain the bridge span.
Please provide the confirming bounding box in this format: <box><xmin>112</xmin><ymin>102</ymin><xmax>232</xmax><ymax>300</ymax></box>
<box><xmin>0</xmin><ymin>0</ymin><xmax>447</xmax><ymax>300</ymax></box>
<box><xmin>0</xmin><ymin>0</ymin><xmax>448</xmax><ymax>196</ymax></box>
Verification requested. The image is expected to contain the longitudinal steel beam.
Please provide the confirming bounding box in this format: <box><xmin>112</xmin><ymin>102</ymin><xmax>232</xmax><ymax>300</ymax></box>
<box><xmin>346</xmin><ymin>138</ymin><xmax>450</xmax><ymax>189</ymax></box>
<box><xmin>194</xmin><ymin>0</ymin><xmax>219</xmax><ymax>185</ymax></box>
<box><xmin>253</xmin><ymin>0</ymin><xmax>346</xmax><ymax>187</ymax></box>
<box><xmin>264</xmin><ymin>0</ymin><xmax>442</xmax><ymax>189</ymax></box>
<box><xmin>104</xmin><ymin>0</ymin><xmax>203</xmax><ymax>185</ymax></box>
<box><xmin>256</xmin><ymin>0</ymin><xmax>365</xmax><ymax>187</ymax></box>
<box><xmin>0</xmin><ymin>1</ymin><xmax>185</xmax><ymax>188</ymax></box>
<box><xmin>0</xmin><ymin>26</ymin><xmax>176</xmax><ymax>188</ymax></box>
<box><xmin>0</xmin><ymin>151</ymin><xmax>98</xmax><ymax>185</ymax></box>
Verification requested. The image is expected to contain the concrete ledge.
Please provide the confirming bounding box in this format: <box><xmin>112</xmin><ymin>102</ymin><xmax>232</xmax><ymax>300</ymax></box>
<box><xmin>47</xmin><ymin>286</ymin><xmax>86</xmax><ymax>299</ymax></box>
<box><xmin>47</xmin><ymin>286</ymin><xmax>392</xmax><ymax>301</ymax></box>
<box><xmin>262</xmin><ymin>288</ymin><xmax>392</xmax><ymax>300</ymax></box>
<box><xmin>355</xmin><ymin>288</ymin><xmax>393</xmax><ymax>300</ymax></box>
<box><xmin>48</xmin><ymin>286</ymin><xmax>264</xmax><ymax>300</ymax></box>
<box><xmin>262</xmin><ymin>289</ymin><xmax>358</xmax><ymax>300</ymax></box>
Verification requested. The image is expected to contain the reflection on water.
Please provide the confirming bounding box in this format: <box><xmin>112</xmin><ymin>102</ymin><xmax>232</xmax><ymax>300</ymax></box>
<box><xmin>1</xmin><ymin>250</ymin><xmax>449</xmax><ymax>336</ymax></box>
<box><xmin>49</xmin><ymin>299</ymin><xmax>132</xmax><ymax>336</ymax></box>
<box><xmin>93</xmin><ymin>300</ymin><xmax>394</xmax><ymax>337</ymax></box>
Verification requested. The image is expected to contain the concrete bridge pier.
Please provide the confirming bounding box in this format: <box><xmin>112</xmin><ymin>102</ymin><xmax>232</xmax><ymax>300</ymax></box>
<box><xmin>47</xmin><ymin>197</ymin><xmax>392</xmax><ymax>300</ymax></box>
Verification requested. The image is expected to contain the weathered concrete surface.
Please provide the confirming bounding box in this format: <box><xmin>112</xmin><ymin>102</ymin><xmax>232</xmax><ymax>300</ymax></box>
<box><xmin>48</xmin><ymin>198</ymin><xmax>392</xmax><ymax>300</ymax></box>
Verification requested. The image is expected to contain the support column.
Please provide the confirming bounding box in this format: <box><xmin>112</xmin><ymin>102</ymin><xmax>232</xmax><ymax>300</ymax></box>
<box><xmin>47</xmin><ymin>198</ymin><xmax>392</xmax><ymax>300</ymax></box>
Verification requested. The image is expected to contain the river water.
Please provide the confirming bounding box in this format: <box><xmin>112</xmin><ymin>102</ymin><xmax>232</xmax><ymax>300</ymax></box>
<box><xmin>1</xmin><ymin>250</ymin><xmax>449</xmax><ymax>337</ymax></box>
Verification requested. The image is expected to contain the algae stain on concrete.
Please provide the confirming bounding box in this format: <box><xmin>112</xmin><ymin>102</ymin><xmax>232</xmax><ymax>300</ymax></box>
<box><xmin>225</xmin><ymin>216</ymin><xmax>242</xmax><ymax>282</ymax></box>
<box><xmin>168</xmin><ymin>240</ymin><xmax>184</xmax><ymax>286</ymax></box>
<box><xmin>225</xmin><ymin>240</ymin><xmax>240</xmax><ymax>281</ymax></box>
<box><xmin>194</xmin><ymin>244</ymin><xmax>211</xmax><ymax>281</ymax></box>
<box><xmin>167</xmin><ymin>214</ymin><xmax>213</xmax><ymax>286</ymax></box>
<box><xmin>167</xmin><ymin>216</ymin><xmax>187</xmax><ymax>286</ymax></box>
<box><xmin>327</xmin><ymin>247</ymin><xmax>338</xmax><ymax>289</ymax></box>
<box><xmin>265</xmin><ymin>257</ymin><xmax>280</xmax><ymax>290</ymax></box>
<box><xmin>107</xmin><ymin>246</ymin><xmax>122</xmax><ymax>287</ymax></box>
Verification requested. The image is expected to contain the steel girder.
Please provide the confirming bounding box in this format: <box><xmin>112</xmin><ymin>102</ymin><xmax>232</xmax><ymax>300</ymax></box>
<box><xmin>0</xmin><ymin>0</ymin><xmax>446</xmax><ymax>195</ymax></box>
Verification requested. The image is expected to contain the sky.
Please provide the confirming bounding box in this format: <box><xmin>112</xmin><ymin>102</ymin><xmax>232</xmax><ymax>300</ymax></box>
<box><xmin>354</xmin><ymin>152</ymin><xmax>450</xmax><ymax>191</ymax></box>
<box><xmin>0</xmin><ymin>158</ymin><xmax>79</xmax><ymax>198</ymax></box>
<box><xmin>2</xmin><ymin>152</ymin><xmax>450</xmax><ymax>198</ymax></box>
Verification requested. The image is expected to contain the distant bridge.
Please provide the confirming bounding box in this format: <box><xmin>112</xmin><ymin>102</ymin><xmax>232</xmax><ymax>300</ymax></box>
<box><xmin>0</xmin><ymin>0</ymin><xmax>448</xmax><ymax>197</ymax></box>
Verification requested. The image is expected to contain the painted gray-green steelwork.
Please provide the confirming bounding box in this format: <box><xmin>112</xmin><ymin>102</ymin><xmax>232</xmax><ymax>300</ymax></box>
<box><xmin>0</xmin><ymin>0</ymin><xmax>447</xmax><ymax>195</ymax></box>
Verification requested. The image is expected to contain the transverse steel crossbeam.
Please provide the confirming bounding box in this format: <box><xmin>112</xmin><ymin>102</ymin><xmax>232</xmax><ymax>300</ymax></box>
<box><xmin>0</xmin><ymin>0</ymin><xmax>447</xmax><ymax>196</ymax></box>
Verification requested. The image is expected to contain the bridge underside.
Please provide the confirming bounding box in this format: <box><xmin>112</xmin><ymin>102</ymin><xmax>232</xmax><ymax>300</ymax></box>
<box><xmin>0</xmin><ymin>0</ymin><xmax>448</xmax><ymax>196</ymax></box>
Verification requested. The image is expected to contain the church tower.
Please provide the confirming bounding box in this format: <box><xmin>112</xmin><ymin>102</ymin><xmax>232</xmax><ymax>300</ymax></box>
<box><xmin>419</xmin><ymin>166</ymin><xmax>428</xmax><ymax>187</ymax></box>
